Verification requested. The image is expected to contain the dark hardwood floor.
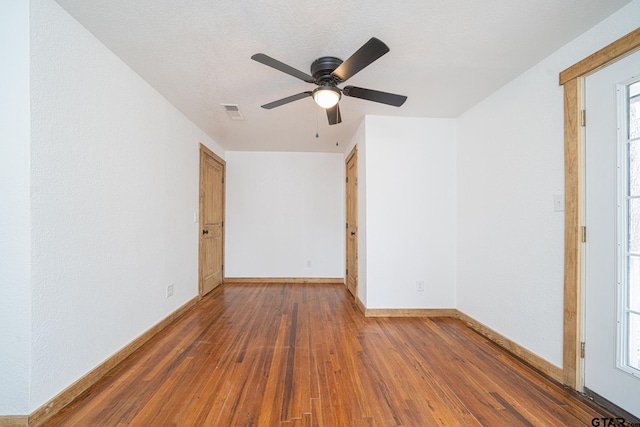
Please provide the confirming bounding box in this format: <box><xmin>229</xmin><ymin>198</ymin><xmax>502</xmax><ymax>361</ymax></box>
<box><xmin>44</xmin><ymin>283</ymin><xmax>613</xmax><ymax>426</ymax></box>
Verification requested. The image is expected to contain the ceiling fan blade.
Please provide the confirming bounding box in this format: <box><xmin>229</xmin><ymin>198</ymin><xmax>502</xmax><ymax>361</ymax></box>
<box><xmin>343</xmin><ymin>86</ymin><xmax>407</xmax><ymax>107</ymax></box>
<box><xmin>261</xmin><ymin>92</ymin><xmax>312</xmax><ymax>109</ymax></box>
<box><xmin>331</xmin><ymin>38</ymin><xmax>390</xmax><ymax>83</ymax></box>
<box><xmin>251</xmin><ymin>53</ymin><xmax>315</xmax><ymax>83</ymax></box>
<box><xmin>326</xmin><ymin>103</ymin><xmax>342</xmax><ymax>125</ymax></box>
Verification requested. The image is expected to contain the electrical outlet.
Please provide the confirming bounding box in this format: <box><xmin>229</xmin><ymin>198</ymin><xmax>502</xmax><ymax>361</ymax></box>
<box><xmin>306</xmin><ymin>260</ymin><xmax>312</xmax><ymax>268</ymax></box>
<box><xmin>416</xmin><ymin>281</ymin><xmax>425</xmax><ymax>292</ymax></box>
<box><xmin>166</xmin><ymin>283</ymin><xmax>174</xmax><ymax>298</ymax></box>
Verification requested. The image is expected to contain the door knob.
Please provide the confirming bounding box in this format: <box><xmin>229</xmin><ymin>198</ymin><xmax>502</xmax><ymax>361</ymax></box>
<box><xmin>202</xmin><ymin>229</ymin><xmax>209</xmax><ymax>235</ymax></box>
<box><xmin>350</xmin><ymin>231</ymin><xmax>356</xmax><ymax>236</ymax></box>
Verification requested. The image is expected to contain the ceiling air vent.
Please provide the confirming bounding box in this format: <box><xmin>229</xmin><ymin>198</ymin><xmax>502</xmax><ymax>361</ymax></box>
<box><xmin>221</xmin><ymin>104</ymin><xmax>244</xmax><ymax>121</ymax></box>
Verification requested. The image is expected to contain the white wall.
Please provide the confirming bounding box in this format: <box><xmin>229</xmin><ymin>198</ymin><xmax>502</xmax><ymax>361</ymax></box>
<box><xmin>225</xmin><ymin>151</ymin><xmax>344</xmax><ymax>278</ymax></box>
<box><xmin>29</xmin><ymin>0</ymin><xmax>224</xmax><ymax>410</ymax></box>
<box><xmin>0</xmin><ymin>0</ymin><xmax>31</xmax><ymax>415</ymax></box>
<box><xmin>364</xmin><ymin>116</ymin><xmax>457</xmax><ymax>308</ymax></box>
<box><xmin>456</xmin><ymin>0</ymin><xmax>640</xmax><ymax>368</ymax></box>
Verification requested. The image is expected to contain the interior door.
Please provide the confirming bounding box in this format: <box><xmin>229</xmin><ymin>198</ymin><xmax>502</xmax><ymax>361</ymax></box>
<box><xmin>346</xmin><ymin>146</ymin><xmax>358</xmax><ymax>297</ymax></box>
<box><xmin>584</xmin><ymin>49</ymin><xmax>640</xmax><ymax>417</ymax></box>
<box><xmin>199</xmin><ymin>145</ymin><xmax>225</xmax><ymax>296</ymax></box>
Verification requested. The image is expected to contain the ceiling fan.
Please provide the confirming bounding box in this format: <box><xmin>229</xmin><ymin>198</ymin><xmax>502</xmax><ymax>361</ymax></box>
<box><xmin>251</xmin><ymin>37</ymin><xmax>407</xmax><ymax>125</ymax></box>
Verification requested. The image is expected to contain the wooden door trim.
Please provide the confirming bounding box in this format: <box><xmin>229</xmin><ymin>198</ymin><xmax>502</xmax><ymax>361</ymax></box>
<box><xmin>199</xmin><ymin>142</ymin><xmax>225</xmax><ymax>165</ymax></box>
<box><xmin>198</xmin><ymin>143</ymin><xmax>226</xmax><ymax>297</ymax></box>
<box><xmin>346</xmin><ymin>144</ymin><xmax>357</xmax><ymax>164</ymax></box>
<box><xmin>345</xmin><ymin>145</ymin><xmax>358</xmax><ymax>298</ymax></box>
<box><xmin>560</xmin><ymin>27</ymin><xmax>640</xmax><ymax>390</ymax></box>
<box><xmin>560</xmin><ymin>28</ymin><xmax>640</xmax><ymax>85</ymax></box>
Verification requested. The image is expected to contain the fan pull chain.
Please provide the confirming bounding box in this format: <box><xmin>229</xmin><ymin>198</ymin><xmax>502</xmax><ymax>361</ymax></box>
<box><xmin>315</xmin><ymin>106</ymin><xmax>319</xmax><ymax>138</ymax></box>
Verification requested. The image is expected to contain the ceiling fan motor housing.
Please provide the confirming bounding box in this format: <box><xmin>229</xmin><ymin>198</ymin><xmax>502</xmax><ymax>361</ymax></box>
<box><xmin>311</xmin><ymin>56</ymin><xmax>343</xmax><ymax>84</ymax></box>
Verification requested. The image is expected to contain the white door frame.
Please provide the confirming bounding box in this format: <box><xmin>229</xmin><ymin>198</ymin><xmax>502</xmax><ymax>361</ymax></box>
<box><xmin>582</xmin><ymin>53</ymin><xmax>640</xmax><ymax>417</ymax></box>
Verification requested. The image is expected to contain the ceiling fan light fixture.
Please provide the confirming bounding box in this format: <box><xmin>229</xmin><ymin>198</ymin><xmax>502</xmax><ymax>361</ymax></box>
<box><xmin>312</xmin><ymin>86</ymin><xmax>341</xmax><ymax>109</ymax></box>
<box><xmin>252</xmin><ymin>38</ymin><xmax>406</xmax><ymax>126</ymax></box>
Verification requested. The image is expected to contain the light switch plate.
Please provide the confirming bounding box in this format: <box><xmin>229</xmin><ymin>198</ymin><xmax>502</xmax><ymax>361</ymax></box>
<box><xmin>554</xmin><ymin>193</ymin><xmax>564</xmax><ymax>212</ymax></box>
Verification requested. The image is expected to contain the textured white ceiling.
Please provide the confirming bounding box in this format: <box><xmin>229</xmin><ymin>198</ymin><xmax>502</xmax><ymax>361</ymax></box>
<box><xmin>55</xmin><ymin>0</ymin><xmax>630</xmax><ymax>153</ymax></box>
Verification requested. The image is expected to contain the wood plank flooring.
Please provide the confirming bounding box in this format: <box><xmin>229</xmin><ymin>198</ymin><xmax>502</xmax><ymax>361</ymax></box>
<box><xmin>43</xmin><ymin>283</ymin><xmax>613</xmax><ymax>426</ymax></box>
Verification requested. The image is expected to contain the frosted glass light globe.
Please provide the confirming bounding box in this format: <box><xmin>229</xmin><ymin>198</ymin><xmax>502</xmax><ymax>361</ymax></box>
<box><xmin>313</xmin><ymin>87</ymin><xmax>341</xmax><ymax>108</ymax></box>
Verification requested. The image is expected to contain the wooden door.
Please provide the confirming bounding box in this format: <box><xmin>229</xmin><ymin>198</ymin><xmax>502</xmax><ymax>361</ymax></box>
<box><xmin>199</xmin><ymin>144</ymin><xmax>225</xmax><ymax>296</ymax></box>
<box><xmin>346</xmin><ymin>146</ymin><xmax>358</xmax><ymax>297</ymax></box>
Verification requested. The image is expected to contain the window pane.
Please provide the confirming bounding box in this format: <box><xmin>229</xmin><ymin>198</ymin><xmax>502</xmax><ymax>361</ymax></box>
<box><xmin>631</xmin><ymin>140</ymin><xmax>640</xmax><ymax>196</ymax></box>
<box><xmin>630</xmin><ymin>312</ymin><xmax>640</xmax><ymax>371</ymax></box>
<box><xmin>631</xmin><ymin>199</ymin><xmax>640</xmax><ymax>253</ymax></box>
<box><xmin>630</xmin><ymin>81</ymin><xmax>639</xmax><ymax>140</ymax></box>
<box><xmin>631</xmin><ymin>256</ymin><xmax>640</xmax><ymax>312</ymax></box>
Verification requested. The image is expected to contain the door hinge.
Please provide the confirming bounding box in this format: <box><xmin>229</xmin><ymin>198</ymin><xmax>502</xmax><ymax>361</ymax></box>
<box><xmin>346</xmin><ymin>222</ymin><xmax>348</xmax><ymax>229</ymax></box>
<box><xmin>222</xmin><ymin>221</ymin><xmax>224</xmax><ymax>227</ymax></box>
<box><xmin>581</xmin><ymin>226</ymin><xmax>587</xmax><ymax>243</ymax></box>
<box><xmin>222</xmin><ymin>177</ymin><xmax>225</xmax><ymax>184</ymax></box>
<box><xmin>580</xmin><ymin>109</ymin><xmax>586</xmax><ymax>127</ymax></box>
<box><xmin>580</xmin><ymin>341</ymin><xmax>585</xmax><ymax>359</ymax></box>
<box><xmin>222</xmin><ymin>264</ymin><xmax>224</xmax><ymax>271</ymax></box>
<box><xmin>346</xmin><ymin>268</ymin><xmax>348</xmax><ymax>275</ymax></box>
<box><xmin>346</xmin><ymin>177</ymin><xmax>348</xmax><ymax>183</ymax></box>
